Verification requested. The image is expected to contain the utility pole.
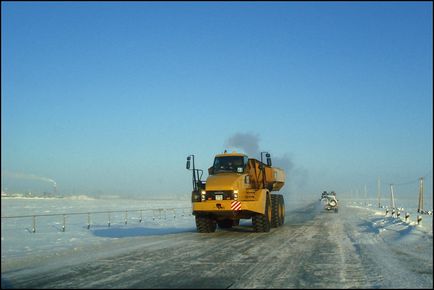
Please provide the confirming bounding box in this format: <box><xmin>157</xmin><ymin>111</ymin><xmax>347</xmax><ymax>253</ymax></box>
<box><xmin>390</xmin><ymin>184</ymin><xmax>396</xmax><ymax>210</ymax></box>
<box><xmin>417</xmin><ymin>177</ymin><xmax>424</xmax><ymax>213</ymax></box>
<box><xmin>377</xmin><ymin>177</ymin><xmax>381</xmax><ymax>208</ymax></box>
<box><xmin>364</xmin><ymin>184</ymin><xmax>368</xmax><ymax>204</ymax></box>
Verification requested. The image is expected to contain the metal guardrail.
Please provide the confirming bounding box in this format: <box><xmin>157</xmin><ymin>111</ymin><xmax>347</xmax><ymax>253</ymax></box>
<box><xmin>1</xmin><ymin>207</ymin><xmax>192</xmax><ymax>233</ymax></box>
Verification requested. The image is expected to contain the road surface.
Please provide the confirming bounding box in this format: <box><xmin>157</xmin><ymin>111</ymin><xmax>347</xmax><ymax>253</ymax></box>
<box><xmin>2</xmin><ymin>202</ymin><xmax>432</xmax><ymax>288</ymax></box>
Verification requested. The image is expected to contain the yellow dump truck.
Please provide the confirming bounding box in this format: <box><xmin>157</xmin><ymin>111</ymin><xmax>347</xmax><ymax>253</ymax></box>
<box><xmin>186</xmin><ymin>151</ymin><xmax>285</xmax><ymax>233</ymax></box>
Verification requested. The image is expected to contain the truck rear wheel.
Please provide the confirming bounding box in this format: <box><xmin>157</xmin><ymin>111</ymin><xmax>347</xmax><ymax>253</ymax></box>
<box><xmin>279</xmin><ymin>195</ymin><xmax>285</xmax><ymax>225</ymax></box>
<box><xmin>271</xmin><ymin>194</ymin><xmax>280</xmax><ymax>228</ymax></box>
<box><xmin>272</xmin><ymin>194</ymin><xmax>286</xmax><ymax>227</ymax></box>
<box><xmin>195</xmin><ymin>215</ymin><xmax>216</xmax><ymax>233</ymax></box>
<box><xmin>252</xmin><ymin>196</ymin><xmax>271</xmax><ymax>232</ymax></box>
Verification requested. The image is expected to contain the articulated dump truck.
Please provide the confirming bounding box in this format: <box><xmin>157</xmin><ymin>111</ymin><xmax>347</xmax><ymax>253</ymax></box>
<box><xmin>186</xmin><ymin>151</ymin><xmax>285</xmax><ymax>233</ymax></box>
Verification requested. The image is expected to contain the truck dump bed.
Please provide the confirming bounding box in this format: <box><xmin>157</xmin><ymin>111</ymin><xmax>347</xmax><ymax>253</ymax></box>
<box><xmin>248</xmin><ymin>159</ymin><xmax>285</xmax><ymax>192</ymax></box>
<box><xmin>265</xmin><ymin>167</ymin><xmax>285</xmax><ymax>191</ymax></box>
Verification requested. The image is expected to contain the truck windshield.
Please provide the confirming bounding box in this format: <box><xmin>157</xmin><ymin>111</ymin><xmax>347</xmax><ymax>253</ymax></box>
<box><xmin>213</xmin><ymin>156</ymin><xmax>245</xmax><ymax>174</ymax></box>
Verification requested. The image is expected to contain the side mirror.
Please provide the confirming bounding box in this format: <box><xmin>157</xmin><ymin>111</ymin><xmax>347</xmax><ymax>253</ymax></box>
<box><xmin>266</xmin><ymin>153</ymin><xmax>272</xmax><ymax>166</ymax></box>
<box><xmin>208</xmin><ymin>166</ymin><xmax>214</xmax><ymax>175</ymax></box>
<box><xmin>186</xmin><ymin>156</ymin><xmax>191</xmax><ymax>169</ymax></box>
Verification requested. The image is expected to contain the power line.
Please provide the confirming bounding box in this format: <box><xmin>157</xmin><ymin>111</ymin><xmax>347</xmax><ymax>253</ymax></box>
<box><xmin>385</xmin><ymin>171</ymin><xmax>432</xmax><ymax>187</ymax></box>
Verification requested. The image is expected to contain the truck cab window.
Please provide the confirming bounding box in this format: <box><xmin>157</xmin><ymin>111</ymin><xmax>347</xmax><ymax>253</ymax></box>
<box><xmin>213</xmin><ymin>156</ymin><xmax>245</xmax><ymax>173</ymax></box>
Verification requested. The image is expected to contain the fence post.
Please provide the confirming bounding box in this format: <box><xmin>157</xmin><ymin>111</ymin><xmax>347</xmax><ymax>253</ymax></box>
<box><xmin>87</xmin><ymin>213</ymin><xmax>91</xmax><ymax>229</ymax></box>
<box><xmin>62</xmin><ymin>214</ymin><xmax>66</xmax><ymax>232</ymax></box>
<box><xmin>32</xmin><ymin>215</ymin><xmax>36</xmax><ymax>233</ymax></box>
<box><xmin>417</xmin><ymin>215</ymin><xmax>422</xmax><ymax>225</ymax></box>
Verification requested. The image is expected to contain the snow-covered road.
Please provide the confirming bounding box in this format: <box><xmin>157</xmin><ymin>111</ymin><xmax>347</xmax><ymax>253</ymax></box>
<box><xmin>2</xmin><ymin>200</ymin><xmax>432</xmax><ymax>289</ymax></box>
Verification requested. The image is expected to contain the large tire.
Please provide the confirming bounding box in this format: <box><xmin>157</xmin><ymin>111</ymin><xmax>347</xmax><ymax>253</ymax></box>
<box><xmin>271</xmin><ymin>194</ymin><xmax>280</xmax><ymax>228</ymax></box>
<box><xmin>195</xmin><ymin>215</ymin><xmax>216</xmax><ymax>233</ymax></box>
<box><xmin>252</xmin><ymin>195</ymin><xmax>271</xmax><ymax>232</ymax></box>
<box><xmin>279</xmin><ymin>195</ymin><xmax>285</xmax><ymax>225</ymax></box>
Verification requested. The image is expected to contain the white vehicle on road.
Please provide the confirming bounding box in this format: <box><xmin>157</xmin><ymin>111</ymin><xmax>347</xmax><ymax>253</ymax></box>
<box><xmin>321</xmin><ymin>193</ymin><xmax>338</xmax><ymax>213</ymax></box>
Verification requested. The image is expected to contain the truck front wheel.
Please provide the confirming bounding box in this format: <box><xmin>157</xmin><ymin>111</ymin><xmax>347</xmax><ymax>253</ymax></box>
<box><xmin>195</xmin><ymin>215</ymin><xmax>216</xmax><ymax>233</ymax></box>
<box><xmin>252</xmin><ymin>196</ymin><xmax>271</xmax><ymax>232</ymax></box>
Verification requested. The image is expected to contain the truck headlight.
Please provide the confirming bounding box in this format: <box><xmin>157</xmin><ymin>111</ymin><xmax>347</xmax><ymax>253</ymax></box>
<box><xmin>233</xmin><ymin>190</ymin><xmax>238</xmax><ymax>200</ymax></box>
<box><xmin>201</xmin><ymin>190</ymin><xmax>206</xmax><ymax>201</ymax></box>
<box><xmin>192</xmin><ymin>193</ymin><xmax>201</xmax><ymax>202</ymax></box>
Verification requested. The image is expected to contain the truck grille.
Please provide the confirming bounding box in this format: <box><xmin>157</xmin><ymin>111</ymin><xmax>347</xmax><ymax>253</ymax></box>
<box><xmin>205</xmin><ymin>190</ymin><xmax>233</xmax><ymax>200</ymax></box>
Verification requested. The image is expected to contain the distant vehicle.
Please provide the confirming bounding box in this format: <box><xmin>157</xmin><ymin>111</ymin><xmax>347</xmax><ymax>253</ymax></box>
<box><xmin>320</xmin><ymin>191</ymin><xmax>338</xmax><ymax>213</ymax></box>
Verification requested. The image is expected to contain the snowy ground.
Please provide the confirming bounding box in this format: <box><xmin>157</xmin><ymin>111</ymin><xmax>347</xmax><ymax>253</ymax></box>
<box><xmin>1</xmin><ymin>195</ymin><xmax>432</xmax><ymax>288</ymax></box>
<box><xmin>1</xmin><ymin>196</ymin><xmax>194</xmax><ymax>268</ymax></box>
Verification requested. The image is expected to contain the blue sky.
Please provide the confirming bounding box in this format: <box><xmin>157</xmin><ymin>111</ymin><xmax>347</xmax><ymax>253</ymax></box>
<box><xmin>1</xmin><ymin>2</ymin><xmax>432</xmax><ymax>201</ymax></box>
